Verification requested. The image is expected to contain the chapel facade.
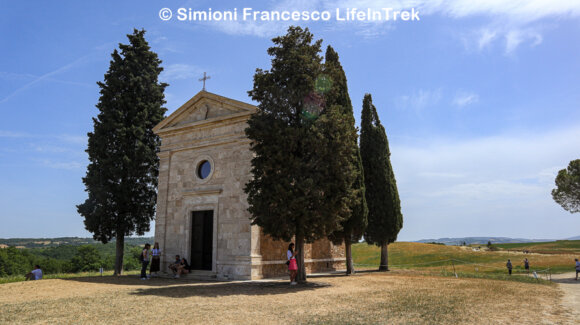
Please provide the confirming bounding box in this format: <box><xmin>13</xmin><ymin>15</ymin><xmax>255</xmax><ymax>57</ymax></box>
<box><xmin>153</xmin><ymin>91</ymin><xmax>345</xmax><ymax>280</ymax></box>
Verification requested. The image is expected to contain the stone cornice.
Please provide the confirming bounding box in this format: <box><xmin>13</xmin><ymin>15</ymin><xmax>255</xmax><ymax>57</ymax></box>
<box><xmin>182</xmin><ymin>187</ymin><xmax>223</xmax><ymax>197</ymax></box>
<box><xmin>154</xmin><ymin>90</ymin><xmax>257</xmax><ymax>134</ymax></box>
<box><xmin>156</xmin><ymin>111</ymin><xmax>253</xmax><ymax>137</ymax></box>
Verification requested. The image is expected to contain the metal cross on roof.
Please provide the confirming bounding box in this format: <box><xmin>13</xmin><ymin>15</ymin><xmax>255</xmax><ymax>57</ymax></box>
<box><xmin>199</xmin><ymin>72</ymin><xmax>211</xmax><ymax>91</ymax></box>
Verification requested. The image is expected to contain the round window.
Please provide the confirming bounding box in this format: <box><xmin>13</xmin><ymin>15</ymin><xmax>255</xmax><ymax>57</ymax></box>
<box><xmin>197</xmin><ymin>160</ymin><xmax>212</xmax><ymax>179</ymax></box>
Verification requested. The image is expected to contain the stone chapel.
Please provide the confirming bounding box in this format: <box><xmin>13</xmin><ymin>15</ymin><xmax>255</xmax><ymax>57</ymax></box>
<box><xmin>153</xmin><ymin>90</ymin><xmax>345</xmax><ymax>280</ymax></box>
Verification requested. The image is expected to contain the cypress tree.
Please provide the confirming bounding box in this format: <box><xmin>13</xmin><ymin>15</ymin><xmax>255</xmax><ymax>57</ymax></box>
<box><xmin>324</xmin><ymin>46</ymin><xmax>368</xmax><ymax>275</ymax></box>
<box><xmin>245</xmin><ymin>27</ymin><xmax>357</xmax><ymax>282</ymax></box>
<box><xmin>360</xmin><ymin>94</ymin><xmax>403</xmax><ymax>271</ymax></box>
<box><xmin>77</xmin><ymin>29</ymin><xmax>167</xmax><ymax>275</ymax></box>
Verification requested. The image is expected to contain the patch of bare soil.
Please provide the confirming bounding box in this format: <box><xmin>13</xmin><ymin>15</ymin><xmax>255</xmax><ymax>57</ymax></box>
<box><xmin>551</xmin><ymin>272</ymin><xmax>580</xmax><ymax>320</ymax></box>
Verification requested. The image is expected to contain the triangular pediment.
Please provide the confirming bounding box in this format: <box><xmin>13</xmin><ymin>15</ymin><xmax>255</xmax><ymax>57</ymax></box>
<box><xmin>154</xmin><ymin>91</ymin><xmax>256</xmax><ymax>134</ymax></box>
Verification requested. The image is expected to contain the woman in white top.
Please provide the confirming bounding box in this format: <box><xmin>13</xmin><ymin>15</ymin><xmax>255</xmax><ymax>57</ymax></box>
<box><xmin>287</xmin><ymin>243</ymin><xmax>298</xmax><ymax>285</ymax></box>
<box><xmin>149</xmin><ymin>242</ymin><xmax>161</xmax><ymax>277</ymax></box>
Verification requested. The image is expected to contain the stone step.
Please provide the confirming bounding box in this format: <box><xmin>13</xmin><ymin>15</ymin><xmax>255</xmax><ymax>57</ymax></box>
<box><xmin>155</xmin><ymin>271</ymin><xmax>218</xmax><ymax>281</ymax></box>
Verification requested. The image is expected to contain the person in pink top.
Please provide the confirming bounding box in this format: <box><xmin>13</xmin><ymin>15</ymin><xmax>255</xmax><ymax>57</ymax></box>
<box><xmin>287</xmin><ymin>243</ymin><xmax>298</xmax><ymax>285</ymax></box>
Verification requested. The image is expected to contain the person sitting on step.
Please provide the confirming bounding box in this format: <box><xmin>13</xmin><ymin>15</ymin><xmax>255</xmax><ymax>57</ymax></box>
<box><xmin>169</xmin><ymin>255</ymin><xmax>181</xmax><ymax>275</ymax></box>
<box><xmin>175</xmin><ymin>257</ymin><xmax>190</xmax><ymax>278</ymax></box>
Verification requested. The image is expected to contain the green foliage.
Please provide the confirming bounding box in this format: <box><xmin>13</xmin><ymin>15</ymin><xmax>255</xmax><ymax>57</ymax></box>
<box><xmin>0</xmin><ymin>247</ymin><xmax>32</xmax><ymax>277</ymax></box>
<box><xmin>360</xmin><ymin>94</ymin><xmax>403</xmax><ymax>246</ymax></box>
<box><xmin>0</xmin><ymin>241</ymin><xmax>144</xmax><ymax>280</ymax></box>
<box><xmin>71</xmin><ymin>245</ymin><xmax>103</xmax><ymax>272</ymax></box>
<box><xmin>0</xmin><ymin>247</ymin><xmax>72</xmax><ymax>276</ymax></box>
<box><xmin>77</xmin><ymin>29</ymin><xmax>167</xmax><ymax>274</ymax></box>
<box><xmin>245</xmin><ymin>27</ymin><xmax>358</xmax><ymax>281</ymax></box>
<box><xmin>123</xmin><ymin>246</ymin><xmax>144</xmax><ymax>271</ymax></box>
<box><xmin>552</xmin><ymin>159</ymin><xmax>580</xmax><ymax>214</ymax></box>
<box><xmin>324</xmin><ymin>45</ymin><xmax>368</xmax><ymax>247</ymax></box>
<box><xmin>0</xmin><ymin>237</ymin><xmax>153</xmax><ymax>249</ymax></box>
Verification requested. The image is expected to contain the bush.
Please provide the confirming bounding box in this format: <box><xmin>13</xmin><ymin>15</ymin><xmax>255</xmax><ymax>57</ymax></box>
<box><xmin>123</xmin><ymin>246</ymin><xmax>143</xmax><ymax>271</ymax></box>
<box><xmin>71</xmin><ymin>245</ymin><xmax>103</xmax><ymax>272</ymax></box>
<box><xmin>1</xmin><ymin>242</ymin><xmax>144</xmax><ymax>279</ymax></box>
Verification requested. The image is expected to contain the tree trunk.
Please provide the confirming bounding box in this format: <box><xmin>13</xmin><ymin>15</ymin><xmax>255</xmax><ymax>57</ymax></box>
<box><xmin>379</xmin><ymin>242</ymin><xmax>389</xmax><ymax>271</ymax></box>
<box><xmin>296</xmin><ymin>232</ymin><xmax>307</xmax><ymax>282</ymax></box>
<box><xmin>114</xmin><ymin>234</ymin><xmax>125</xmax><ymax>275</ymax></box>
<box><xmin>345</xmin><ymin>234</ymin><xmax>354</xmax><ymax>275</ymax></box>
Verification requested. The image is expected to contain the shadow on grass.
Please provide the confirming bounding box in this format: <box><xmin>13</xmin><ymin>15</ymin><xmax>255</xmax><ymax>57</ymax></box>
<box><xmin>60</xmin><ymin>274</ymin><xmax>334</xmax><ymax>296</ymax></box>
<box><xmin>551</xmin><ymin>277</ymin><xmax>580</xmax><ymax>284</ymax></box>
<box><xmin>129</xmin><ymin>280</ymin><xmax>330</xmax><ymax>298</ymax></box>
<box><xmin>61</xmin><ymin>275</ymin><xmax>207</xmax><ymax>287</ymax></box>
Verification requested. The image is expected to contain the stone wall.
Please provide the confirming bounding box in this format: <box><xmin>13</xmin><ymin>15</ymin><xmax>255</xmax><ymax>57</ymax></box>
<box><xmin>154</xmin><ymin>99</ymin><xmax>254</xmax><ymax>279</ymax></box>
<box><xmin>252</xmin><ymin>232</ymin><xmax>346</xmax><ymax>278</ymax></box>
<box><xmin>154</xmin><ymin>92</ymin><xmax>346</xmax><ymax>281</ymax></box>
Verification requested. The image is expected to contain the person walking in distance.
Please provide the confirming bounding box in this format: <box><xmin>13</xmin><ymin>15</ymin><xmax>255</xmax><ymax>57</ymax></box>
<box><xmin>506</xmin><ymin>259</ymin><xmax>513</xmax><ymax>275</ymax></box>
<box><xmin>523</xmin><ymin>258</ymin><xmax>530</xmax><ymax>275</ymax></box>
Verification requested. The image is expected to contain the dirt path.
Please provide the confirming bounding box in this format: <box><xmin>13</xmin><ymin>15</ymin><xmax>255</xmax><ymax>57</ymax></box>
<box><xmin>551</xmin><ymin>272</ymin><xmax>580</xmax><ymax>319</ymax></box>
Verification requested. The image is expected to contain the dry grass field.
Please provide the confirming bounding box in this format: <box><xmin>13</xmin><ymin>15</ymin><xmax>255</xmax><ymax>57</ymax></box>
<box><xmin>0</xmin><ymin>271</ymin><xmax>574</xmax><ymax>324</ymax></box>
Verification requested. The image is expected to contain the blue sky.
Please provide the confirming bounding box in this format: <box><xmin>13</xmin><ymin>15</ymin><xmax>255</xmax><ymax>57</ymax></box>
<box><xmin>1</xmin><ymin>0</ymin><xmax>579</xmax><ymax>240</ymax></box>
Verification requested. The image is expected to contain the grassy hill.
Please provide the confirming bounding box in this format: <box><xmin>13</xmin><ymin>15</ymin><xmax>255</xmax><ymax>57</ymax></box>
<box><xmin>353</xmin><ymin>241</ymin><xmax>578</xmax><ymax>275</ymax></box>
<box><xmin>494</xmin><ymin>240</ymin><xmax>580</xmax><ymax>254</ymax></box>
<box><xmin>0</xmin><ymin>237</ymin><xmax>154</xmax><ymax>249</ymax></box>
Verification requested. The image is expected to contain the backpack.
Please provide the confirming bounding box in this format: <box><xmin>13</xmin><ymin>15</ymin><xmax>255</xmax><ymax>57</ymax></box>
<box><xmin>139</xmin><ymin>250</ymin><xmax>145</xmax><ymax>262</ymax></box>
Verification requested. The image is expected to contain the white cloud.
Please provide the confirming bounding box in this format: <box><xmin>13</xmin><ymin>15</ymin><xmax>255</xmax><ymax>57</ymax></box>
<box><xmin>210</xmin><ymin>0</ymin><xmax>323</xmax><ymax>37</ymax></box>
<box><xmin>152</xmin><ymin>36</ymin><xmax>168</xmax><ymax>44</ymax></box>
<box><xmin>178</xmin><ymin>0</ymin><xmax>579</xmax><ymax>52</ymax></box>
<box><xmin>477</xmin><ymin>29</ymin><xmax>497</xmax><ymax>50</ymax></box>
<box><xmin>55</xmin><ymin>134</ymin><xmax>86</xmax><ymax>145</ymax></box>
<box><xmin>209</xmin><ymin>19</ymin><xmax>288</xmax><ymax>38</ymax></box>
<box><xmin>505</xmin><ymin>29</ymin><xmax>543</xmax><ymax>54</ymax></box>
<box><xmin>0</xmin><ymin>55</ymin><xmax>92</xmax><ymax>104</ymax></box>
<box><xmin>161</xmin><ymin>64</ymin><xmax>204</xmax><ymax>82</ymax></box>
<box><xmin>335</xmin><ymin>0</ymin><xmax>580</xmax><ymax>23</ymax></box>
<box><xmin>1</xmin><ymin>131</ymin><xmax>87</xmax><ymax>171</ymax></box>
<box><xmin>391</xmin><ymin>125</ymin><xmax>580</xmax><ymax>239</ymax></box>
<box><xmin>0</xmin><ymin>130</ymin><xmax>31</xmax><ymax>138</ymax></box>
<box><xmin>32</xmin><ymin>145</ymin><xmax>70</xmax><ymax>153</ymax></box>
<box><xmin>0</xmin><ymin>131</ymin><xmax>86</xmax><ymax>144</ymax></box>
<box><xmin>505</xmin><ymin>30</ymin><xmax>524</xmax><ymax>54</ymax></box>
<box><xmin>39</xmin><ymin>159</ymin><xmax>83</xmax><ymax>170</ymax></box>
<box><xmin>432</xmin><ymin>0</ymin><xmax>580</xmax><ymax>23</ymax></box>
<box><xmin>452</xmin><ymin>91</ymin><xmax>479</xmax><ymax>107</ymax></box>
<box><xmin>397</xmin><ymin>88</ymin><xmax>442</xmax><ymax>112</ymax></box>
<box><xmin>330</xmin><ymin>0</ymin><xmax>579</xmax><ymax>52</ymax></box>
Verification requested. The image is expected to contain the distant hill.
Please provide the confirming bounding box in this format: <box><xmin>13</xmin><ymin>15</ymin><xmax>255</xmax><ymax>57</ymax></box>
<box><xmin>565</xmin><ymin>235</ymin><xmax>580</xmax><ymax>240</ymax></box>
<box><xmin>416</xmin><ymin>237</ymin><xmax>558</xmax><ymax>246</ymax></box>
<box><xmin>0</xmin><ymin>237</ymin><xmax>154</xmax><ymax>249</ymax></box>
